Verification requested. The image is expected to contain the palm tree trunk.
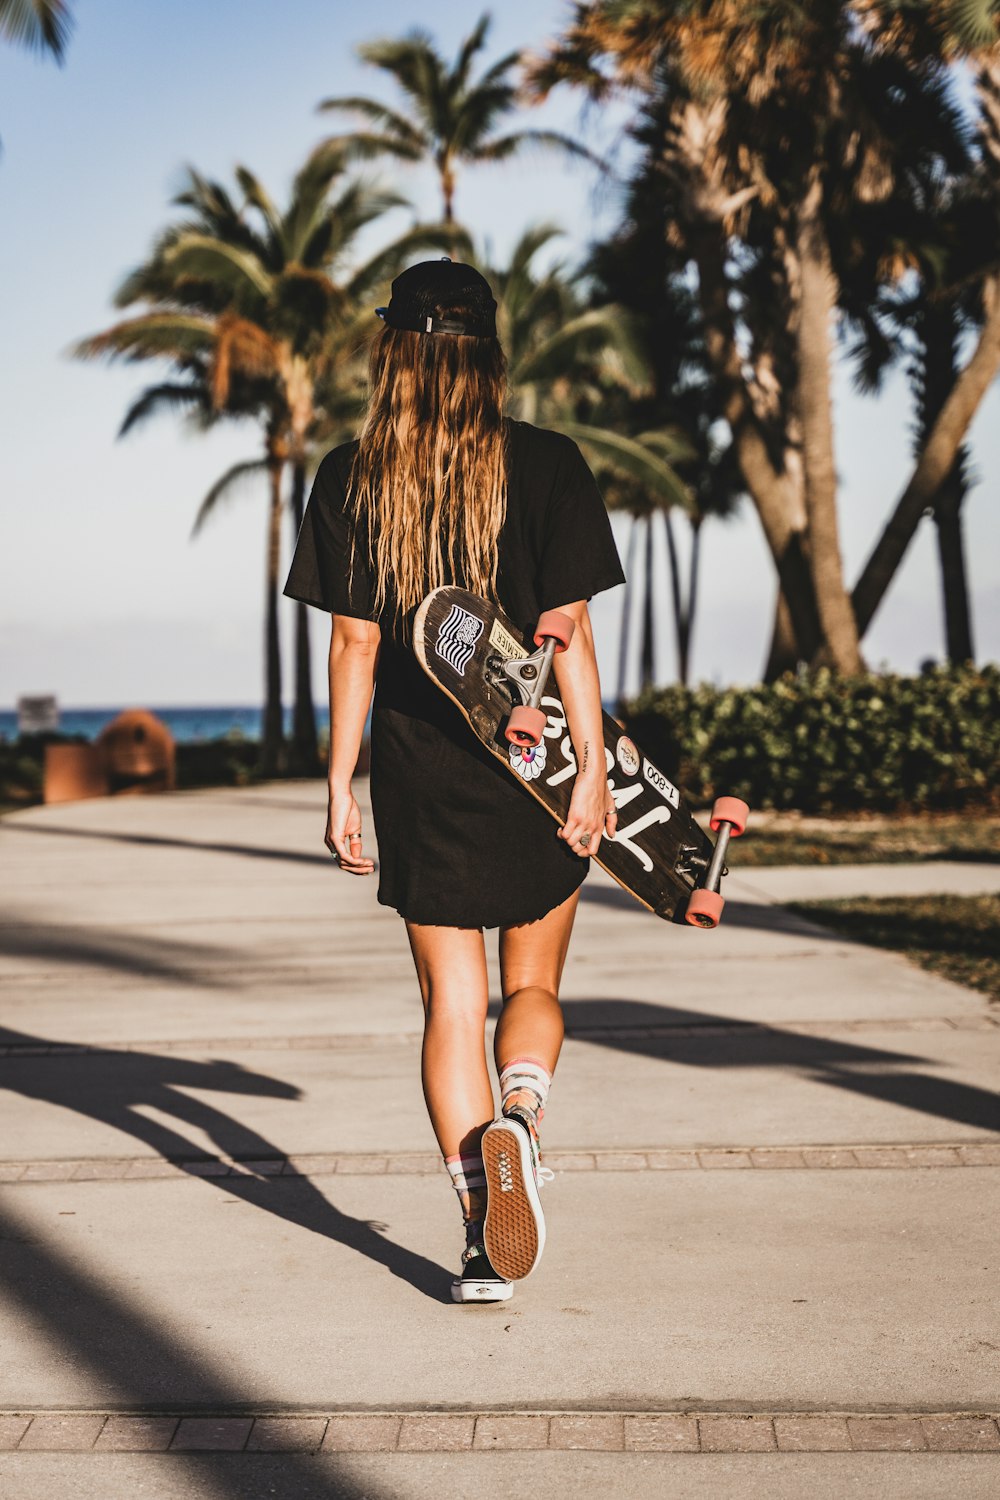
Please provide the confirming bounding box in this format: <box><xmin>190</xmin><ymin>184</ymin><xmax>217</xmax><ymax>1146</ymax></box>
<box><xmin>794</xmin><ymin>187</ymin><xmax>864</xmax><ymax>673</ymax></box>
<box><xmin>852</xmin><ymin>272</ymin><xmax>1000</xmax><ymax>639</ymax></box>
<box><xmin>764</xmin><ymin>591</ymin><xmax>800</xmax><ymax>681</ymax></box>
<box><xmin>690</xmin><ymin>222</ymin><xmax>822</xmax><ymax>660</ymax></box>
<box><xmin>616</xmin><ymin>515</ymin><xmax>640</xmax><ymax>709</ymax></box>
<box><xmin>680</xmin><ymin>519</ymin><xmax>701</xmax><ymax>686</ymax></box>
<box><xmin>289</xmin><ymin>461</ymin><xmax>318</xmax><ymax>772</ymax></box>
<box><xmin>934</xmin><ymin>481</ymin><xmax>974</xmax><ymax>664</ymax></box>
<box><xmin>640</xmin><ymin>515</ymin><xmax>656</xmax><ymax>692</ymax></box>
<box><xmin>260</xmin><ymin>461</ymin><xmax>285</xmax><ymax>778</ymax></box>
<box><xmin>663</xmin><ymin>507</ymin><xmax>684</xmax><ymax>681</ymax></box>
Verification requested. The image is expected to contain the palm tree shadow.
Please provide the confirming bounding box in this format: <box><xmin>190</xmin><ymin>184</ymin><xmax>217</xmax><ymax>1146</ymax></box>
<box><xmin>0</xmin><ymin>1028</ymin><xmax>449</xmax><ymax>1303</ymax></box>
<box><xmin>557</xmin><ymin>999</ymin><xmax>1000</xmax><ymax>1135</ymax></box>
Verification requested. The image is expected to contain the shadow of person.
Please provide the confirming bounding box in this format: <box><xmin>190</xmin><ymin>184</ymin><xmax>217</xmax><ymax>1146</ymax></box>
<box><xmin>0</xmin><ymin>1028</ymin><xmax>449</xmax><ymax>1303</ymax></box>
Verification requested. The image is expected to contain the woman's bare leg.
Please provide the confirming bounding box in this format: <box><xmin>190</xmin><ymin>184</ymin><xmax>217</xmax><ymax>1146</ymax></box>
<box><xmin>495</xmin><ymin>888</ymin><xmax>580</xmax><ymax>1078</ymax></box>
<box><xmin>405</xmin><ymin>922</ymin><xmax>494</xmax><ymax>1161</ymax></box>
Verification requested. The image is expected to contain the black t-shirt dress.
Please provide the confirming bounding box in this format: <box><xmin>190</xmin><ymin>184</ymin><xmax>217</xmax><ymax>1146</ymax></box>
<box><xmin>283</xmin><ymin>418</ymin><xmax>625</xmax><ymax>928</ymax></box>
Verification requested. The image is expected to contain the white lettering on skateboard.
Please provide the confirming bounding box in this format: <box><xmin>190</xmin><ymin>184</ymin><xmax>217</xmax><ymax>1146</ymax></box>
<box><xmin>608</xmin><ymin>778</ymin><xmax>643</xmax><ymax>810</ymax></box>
<box><xmin>643</xmin><ymin>758</ymin><xmax>681</xmax><ymax>808</ymax></box>
<box><xmin>610</xmin><ymin>805</ymin><xmax>673</xmax><ymax>871</ymax></box>
<box><xmin>546</xmin><ymin>735</ymin><xmax>578</xmax><ymax>787</ymax></box>
<box><xmin>435</xmin><ymin>604</ymin><xmax>483</xmax><ymax>676</ymax></box>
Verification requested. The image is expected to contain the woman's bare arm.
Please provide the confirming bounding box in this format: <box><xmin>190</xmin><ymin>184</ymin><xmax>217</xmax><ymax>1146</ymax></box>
<box><xmin>326</xmin><ymin>613</ymin><xmax>381</xmax><ymax>874</ymax></box>
<box><xmin>550</xmin><ymin>600</ymin><xmax>616</xmax><ymax>857</ymax></box>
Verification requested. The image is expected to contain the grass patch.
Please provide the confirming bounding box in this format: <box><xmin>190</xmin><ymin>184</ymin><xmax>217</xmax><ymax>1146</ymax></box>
<box><xmin>788</xmin><ymin>893</ymin><xmax>1000</xmax><ymax>1002</ymax></box>
<box><xmin>729</xmin><ymin>812</ymin><xmax>1000</xmax><ymax>867</ymax></box>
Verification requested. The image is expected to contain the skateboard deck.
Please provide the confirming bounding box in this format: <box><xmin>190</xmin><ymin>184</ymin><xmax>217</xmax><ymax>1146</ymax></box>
<box><xmin>413</xmin><ymin>587</ymin><xmax>718</xmax><ymax>923</ymax></box>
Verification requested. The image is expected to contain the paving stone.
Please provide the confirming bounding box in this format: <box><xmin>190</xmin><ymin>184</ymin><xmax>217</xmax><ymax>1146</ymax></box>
<box><xmin>542</xmin><ymin>1153</ymin><xmax>595</xmax><ymax>1171</ymax></box>
<box><xmin>624</xmin><ymin>1414</ymin><xmax>699</xmax><ymax>1450</ymax></box>
<box><xmin>397</xmin><ymin>1414</ymin><xmax>475</xmax><ymax>1450</ymax></box>
<box><xmin>773</xmin><ymin>1416</ymin><xmax>851</xmax><ymax>1451</ymax></box>
<box><xmin>594</xmin><ymin>1153</ymin><xmax>647</xmax><ymax>1171</ymax></box>
<box><xmin>238</xmin><ymin>1159</ymin><xmax>285</xmax><ymax>1176</ymax></box>
<box><xmin>94</xmin><ymin>1416</ymin><xmax>179</xmax><ymax>1451</ymax></box>
<box><xmin>246</xmin><ymin>1417</ymin><xmax>327</xmax><ymax>1451</ymax></box>
<box><xmin>847</xmin><ymin>1417</ymin><xmax>926</xmax><ymax>1450</ymax></box>
<box><xmin>382</xmin><ymin>1154</ymin><xmax>441</xmax><ymax>1174</ymax></box>
<box><xmin>698</xmin><ymin>1151</ymin><xmax>753</xmax><ymax>1170</ymax></box>
<box><xmin>183</xmin><ymin>1160</ymin><xmax>232</xmax><ymax>1178</ymax></box>
<box><xmin>0</xmin><ymin>1165</ymin><xmax>25</xmax><ymax>1181</ymax></box>
<box><xmin>0</xmin><ymin>1417</ymin><xmax>31</xmax><ymax>1449</ymax></box>
<box><xmin>548</xmin><ymin>1415</ymin><xmax>624</xmax><ymax>1450</ymax></box>
<box><xmin>18</xmin><ymin>1162</ymin><xmax>78</xmax><ymax>1182</ymax></box>
<box><xmin>901</xmin><ymin>1147</ymin><xmax>962</xmax><ymax>1167</ymax></box>
<box><xmin>920</xmin><ymin>1417</ymin><xmax>1000</xmax><ymax>1451</ymax></box>
<box><xmin>282</xmin><ymin>1155</ymin><xmax>340</xmax><ymax>1176</ymax></box>
<box><xmin>645</xmin><ymin>1151</ymin><xmax>700</xmax><ymax>1171</ymax></box>
<box><xmin>124</xmin><ymin>1160</ymin><xmax>186</xmax><ymax>1179</ymax></box>
<box><xmin>71</xmin><ymin>1161</ymin><xmax>131</xmax><ymax>1180</ymax></box>
<box><xmin>171</xmin><ymin>1417</ymin><xmax>253</xmax><ymax>1451</ymax></box>
<box><xmin>322</xmin><ymin>1415</ymin><xmax>401</xmax><ymax>1451</ymax></box>
<box><xmin>699</xmin><ymin>1416</ymin><xmax>776</xmax><ymax>1451</ymax></box>
<box><xmin>18</xmin><ymin>1415</ymin><xmax>106</xmax><ymax>1450</ymax></box>
<box><xmin>851</xmin><ymin>1148</ymin><xmax>911</xmax><ymax>1169</ymax></box>
<box><xmin>473</xmin><ymin>1415</ymin><xmax>550</xmax><ymax>1449</ymax></box>
<box><xmin>802</xmin><ymin>1149</ymin><xmax>858</xmax><ymax>1169</ymax></box>
<box><xmin>958</xmin><ymin>1144</ymin><xmax>1000</xmax><ymax>1165</ymax></box>
<box><xmin>749</xmin><ymin>1149</ymin><xmax>806</xmax><ymax>1169</ymax></box>
<box><xmin>334</xmin><ymin>1155</ymin><xmax>389</xmax><ymax>1175</ymax></box>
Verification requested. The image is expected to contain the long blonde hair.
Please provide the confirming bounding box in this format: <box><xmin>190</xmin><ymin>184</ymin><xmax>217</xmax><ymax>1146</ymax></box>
<box><xmin>348</xmin><ymin>320</ymin><xmax>508</xmax><ymax>622</ymax></box>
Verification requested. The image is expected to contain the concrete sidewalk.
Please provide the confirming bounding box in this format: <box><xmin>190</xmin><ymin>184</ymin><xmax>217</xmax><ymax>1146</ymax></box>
<box><xmin>0</xmin><ymin>782</ymin><xmax>998</xmax><ymax>1498</ymax></box>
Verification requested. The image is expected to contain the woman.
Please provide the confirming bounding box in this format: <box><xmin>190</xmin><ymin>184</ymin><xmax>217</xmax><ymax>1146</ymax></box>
<box><xmin>284</xmin><ymin>258</ymin><xmax>624</xmax><ymax>1303</ymax></box>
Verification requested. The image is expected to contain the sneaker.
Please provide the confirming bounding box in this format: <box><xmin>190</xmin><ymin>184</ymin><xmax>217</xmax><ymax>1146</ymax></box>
<box><xmin>482</xmin><ymin>1113</ymin><xmax>554</xmax><ymax>1282</ymax></box>
<box><xmin>450</xmin><ymin>1240</ymin><xmax>513</xmax><ymax>1303</ymax></box>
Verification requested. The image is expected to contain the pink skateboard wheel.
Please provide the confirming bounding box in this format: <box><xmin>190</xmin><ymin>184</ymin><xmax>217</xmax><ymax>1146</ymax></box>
<box><xmin>505</xmin><ymin>705</ymin><xmax>547</xmax><ymax>747</ymax></box>
<box><xmin>533</xmin><ymin>610</ymin><xmax>574</xmax><ymax>652</ymax></box>
<box><xmin>710</xmin><ymin>796</ymin><xmax>749</xmax><ymax>837</ymax></box>
<box><xmin>685</xmin><ymin>889</ymin><xmax>724</xmax><ymax>928</ymax></box>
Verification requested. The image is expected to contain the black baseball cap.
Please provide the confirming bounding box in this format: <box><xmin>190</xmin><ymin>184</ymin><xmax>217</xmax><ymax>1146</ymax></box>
<box><xmin>375</xmin><ymin>257</ymin><xmax>498</xmax><ymax>338</ymax></box>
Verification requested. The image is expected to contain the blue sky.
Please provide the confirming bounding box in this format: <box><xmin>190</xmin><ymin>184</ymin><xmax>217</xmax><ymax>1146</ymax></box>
<box><xmin>1</xmin><ymin>0</ymin><xmax>997</xmax><ymax>709</ymax></box>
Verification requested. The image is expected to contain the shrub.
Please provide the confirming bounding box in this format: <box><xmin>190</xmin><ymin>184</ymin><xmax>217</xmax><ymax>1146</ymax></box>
<box><xmin>623</xmin><ymin>663</ymin><xmax>1000</xmax><ymax>813</ymax></box>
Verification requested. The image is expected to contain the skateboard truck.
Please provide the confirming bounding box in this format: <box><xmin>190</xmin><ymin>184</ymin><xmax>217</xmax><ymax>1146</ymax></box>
<box><xmin>684</xmin><ymin>797</ymin><xmax>750</xmax><ymax>928</ymax></box>
<box><xmin>500</xmin><ymin>610</ymin><xmax>575</xmax><ymax>746</ymax></box>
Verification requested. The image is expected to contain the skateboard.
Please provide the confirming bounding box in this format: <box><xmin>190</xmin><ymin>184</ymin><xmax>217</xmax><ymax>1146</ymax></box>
<box><xmin>413</xmin><ymin>587</ymin><xmax>748</xmax><ymax>926</ymax></box>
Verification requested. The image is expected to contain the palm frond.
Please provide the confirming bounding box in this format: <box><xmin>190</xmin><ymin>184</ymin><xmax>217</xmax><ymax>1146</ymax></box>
<box><xmin>118</xmin><ymin>381</ymin><xmax>210</xmax><ymax>438</ymax></box>
<box><xmin>191</xmin><ymin>458</ymin><xmax>269</xmax><ymax>538</ymax></box>
<box><xmin>472</xmin><ymin>127</ymin><xmax>607</xmax><ymax>172</ymax></box>
<box><xmin>163</xmin><ymin>235</ymin><xmax>273</xmax><ymax>301</ymax></box>
<box><xmin>558</xmin><ymin>422</ymin><xmax>696</xmax><ymax>514</ymax></box>
<box><xmin>70</xmin><ymin>314</ymin><xmax>217</xmax><ymax>364</ymax></box>
<box><xmin>0</xmin><ymin>0</ymin><xmax>72</xmax><ymax>59</ymax></box>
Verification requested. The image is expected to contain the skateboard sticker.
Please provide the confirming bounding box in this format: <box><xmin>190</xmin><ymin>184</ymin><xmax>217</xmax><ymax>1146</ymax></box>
<box><xmin>616</xmin><ymin>736</ymin><xmax>640</xmax><ymax>777</ymax></box>
<box><xmin>509</xmin><ymin>740</ymin><xmax>547</xmax><ymax>781</ymax></box>
<box><xmin>488</xmin><ymin>618</ymin><xmax>528</xmax><ymax>661</ymax></box>
<box><xmin>435</xmin><ymin>603</ymin><xmax>484</xmax><ymax>677</ymax></box>
<box><xmin>643</xmin><ymin>758</ymin><xmax>681</xmax><ymax>808</ymax></box>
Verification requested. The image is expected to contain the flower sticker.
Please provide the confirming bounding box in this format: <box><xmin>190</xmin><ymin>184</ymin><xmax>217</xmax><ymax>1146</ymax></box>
<box><xmin>509</xmin><ymin>740</ymin><xmax>547</xmax><ymax>781</ymax></box>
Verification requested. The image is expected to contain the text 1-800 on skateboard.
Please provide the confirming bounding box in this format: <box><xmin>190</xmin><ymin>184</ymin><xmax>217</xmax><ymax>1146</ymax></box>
<box><xmin>413</xmin><ymin>588</ymin><xmax>748</xmax><ymax>927</ymax></box>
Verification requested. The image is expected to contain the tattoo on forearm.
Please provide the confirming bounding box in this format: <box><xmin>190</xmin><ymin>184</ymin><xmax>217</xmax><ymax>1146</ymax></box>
<box><xmin>582</xmin><ymin>740</ymin><xmax>589</xmax><ymax>774</ymax></box>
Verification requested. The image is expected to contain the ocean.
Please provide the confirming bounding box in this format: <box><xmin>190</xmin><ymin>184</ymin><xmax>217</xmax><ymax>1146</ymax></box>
<box><xmin>0</xmin><ymin>705</ymin><xmax>331</xmax><ymax>745</ymax></box>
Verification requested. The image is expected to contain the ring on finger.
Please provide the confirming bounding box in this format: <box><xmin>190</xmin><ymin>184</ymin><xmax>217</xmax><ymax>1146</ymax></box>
<box><xmin>578</xmin><ymin>830</ymin><xmax>592</xmax><ymax>848</ymax></box>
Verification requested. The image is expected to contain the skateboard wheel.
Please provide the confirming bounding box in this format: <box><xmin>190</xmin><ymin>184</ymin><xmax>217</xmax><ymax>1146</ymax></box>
<box><xmin>505</xmin><ymin>705</ymin><xmax>547</xmax><ymax>747</ymax></box>
<box><xmin>533</xmin><ymin>609</ymin><xmax>574</xmax><ymax>652</ymax></box>
<box><xmin>710</xmin><ymin>796</ymin><xmax>749</xmax><ymax>837</ymax></box>
<box><xmin>685</xmin><ymin>888</ymin><xmax>724</xmax><ymax>929</ymax></box>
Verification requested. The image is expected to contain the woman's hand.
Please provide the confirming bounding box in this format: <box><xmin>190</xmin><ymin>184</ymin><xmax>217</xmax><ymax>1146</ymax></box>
<box><xmin>326</xmin><ymin>788</ymin><xmax>375</xmax><ymax>875</ymax></box>
<box><xmin>558</xmin><ymin>773</ymin><xmax>617</xmax><ymax>859</ymax></box>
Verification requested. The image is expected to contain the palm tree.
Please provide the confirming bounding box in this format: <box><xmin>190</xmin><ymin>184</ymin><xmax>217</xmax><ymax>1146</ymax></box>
<box><xmin>73</xmin><ymin>155</ymin><xmax>431</xmax><ymax>775</ymax></box>
<box><xmin>0</xmin><ymin>0</ymin><xmax>72</xmax><ymax>57</ymax></box>
<box><xmin>530</xmin><ymin>1</ymin><xmax>979</xmax><ymax>676</ymax></box>
<box><xmin>316</xmin><ymin>12</ymin><xmax>599</xmax><ymax>223</ymax></box>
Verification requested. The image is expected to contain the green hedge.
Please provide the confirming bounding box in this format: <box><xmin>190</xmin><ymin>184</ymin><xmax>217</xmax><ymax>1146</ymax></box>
<box><xmin>623</xmin><ymin>664</ymin><xmax>999</xmax><ymax>813</ymax></box>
